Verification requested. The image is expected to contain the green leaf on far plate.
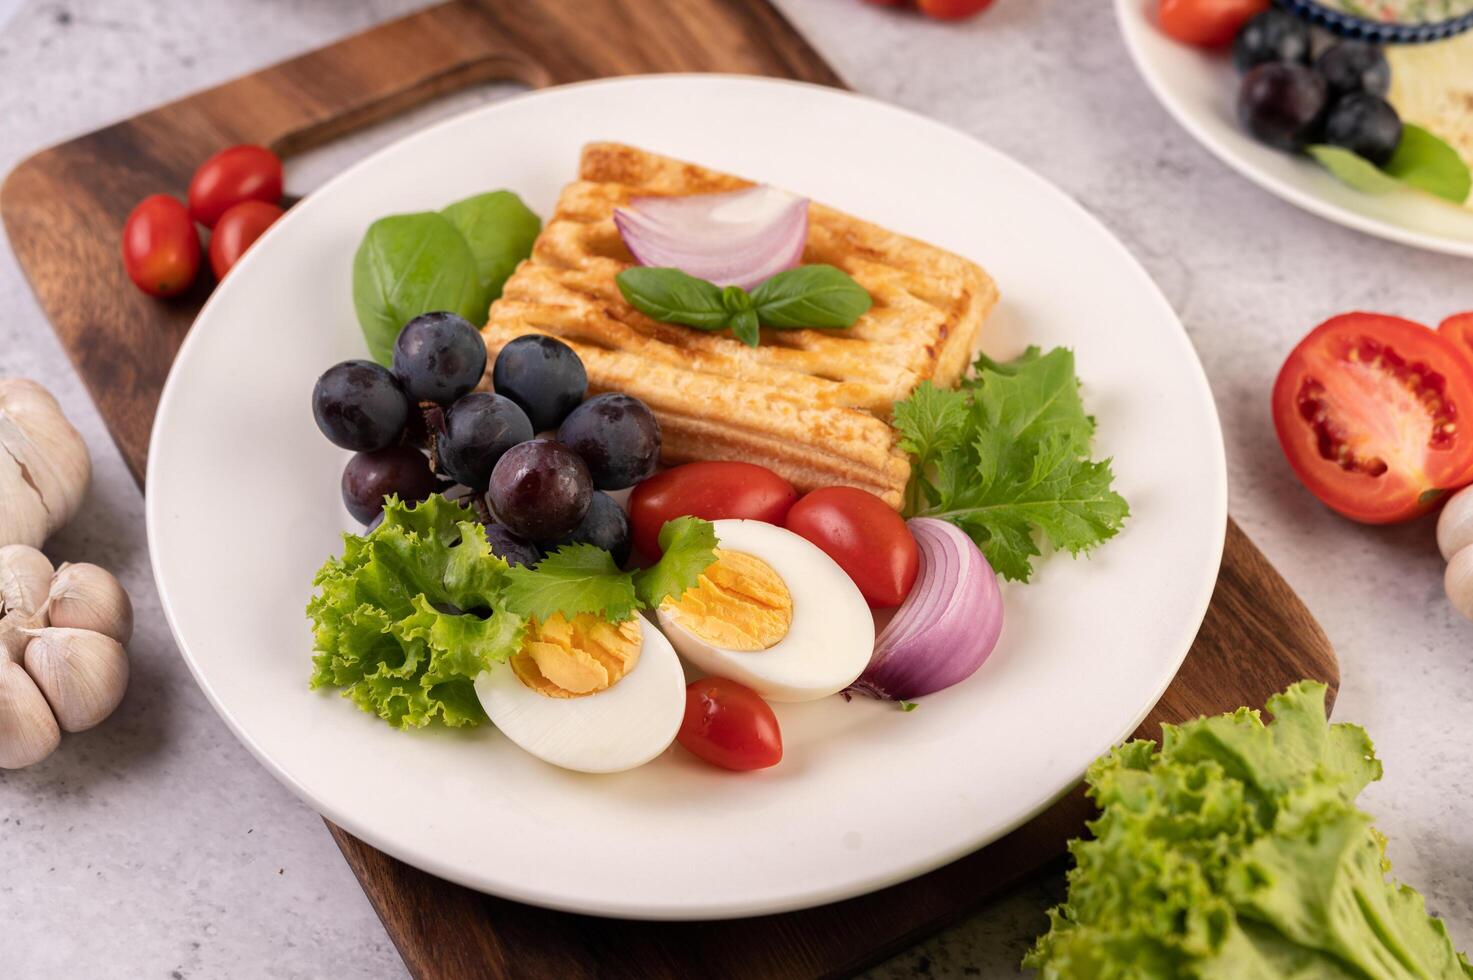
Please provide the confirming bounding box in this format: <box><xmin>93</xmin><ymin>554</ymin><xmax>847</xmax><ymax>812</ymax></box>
<box><xmin>1309</xmin><ymin>124</ymin><xmax>1471</xmax><ymax>205</ymax></box>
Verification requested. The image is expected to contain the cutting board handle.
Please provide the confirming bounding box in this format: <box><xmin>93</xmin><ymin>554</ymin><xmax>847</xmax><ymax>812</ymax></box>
<box><xmin>169</xmin><ymin>2</ymin><xmax>549</xmax><ymax>158</ymax></box>
<box><xmin>137</xmin><ymin>0</ymin><xmax>844</xmax><ymax>163</ymax></box>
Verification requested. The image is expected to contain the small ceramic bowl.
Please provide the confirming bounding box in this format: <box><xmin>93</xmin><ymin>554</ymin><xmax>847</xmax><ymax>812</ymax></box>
<box><xmin>1278</xmin><ymin>0</ymin><xmax>1473</xmax><ymax>43</ymax></box>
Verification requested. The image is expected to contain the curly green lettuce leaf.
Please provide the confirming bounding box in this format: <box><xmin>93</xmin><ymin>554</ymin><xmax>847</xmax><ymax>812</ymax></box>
<box><xmin>895</xmin><ymin>347</ymin><xmax>1128</xmax><ymax>582</ymax></box>
<box><xmin>1024</xmin><ymin>681</ymin><xmax>1473</xmax><ymax>980</ymax></box>
<box><xmin>307</xmin><ymin>495</ymin><xmax>525</xmax><ymax>729</ymax></box>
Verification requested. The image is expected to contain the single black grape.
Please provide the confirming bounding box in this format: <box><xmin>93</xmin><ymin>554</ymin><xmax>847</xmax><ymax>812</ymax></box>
<box><xmin>1316</xmin><ymin>42</ymin><xmax>1390</xmax><ymax>100</ymax></box>
<box><xmin>392</xmin><ymin>312</ymin><xmax>488</xmax><ymax>405</ymax></box>
<box><xmin>1238</xmin><ymin>63</ymin><xmax>1328</xmax><ymax>151</ymax></box>
<box><xmin>1232</xmin><ymin>10</ymin><xmax>1311</xmax><ymax>73</ymax></box>
<box><xmin>437</xmin><ymin>393</ymin><xmax>534</xmax><ymax>490</ymax></box>
<box><xmin>556</xmin><ymin>393</ymin><xmax>661</xmax><ymax>491</ymax></box>
<box><xmin>491</xmin><ymin>335</ymin><xmax>587</xmax><ymax>432</ymax></box>
<box><xmin>552</xmin><ymin>491</ymin><xmax>631</xmax><ymax>566</ymax></box>
<box><xmin>312</xmin><ymin>360</ymin><xmax>409</xmax><ymax>452</ymax></box>
<box><xmin>1323</xmin><ymin>94</ymin><xmax>1402</xmax><ymax>167</ymax></box>
<box><xmin>341</xmin><ymin>445</ymin><xmax>438</xmax><ymax>524</ymax></box>
<box><xmin>486</xmin><ymin>440</ymin><xmax>592</xmax><ymax>542</ymax></box>
<box><xmin>483</xmin><ymin>523</ymin><xmax>542</xmax><ymax>568</ymax></box>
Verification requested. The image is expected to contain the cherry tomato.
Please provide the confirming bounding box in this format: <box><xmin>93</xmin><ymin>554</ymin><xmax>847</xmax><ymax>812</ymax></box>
<box><xmin>121</xmin><ymin>194</ymin><xmax>201</xmax><ymax>298</ymax></box>
<box><xmin>188</xmin><ymin>144</ymin><xmax>284</xmax><ymax>229</ymax></box>
<box><xmin>784</xmin><ymin>486</ymin><xmax>919</xmax><ymax>608</ymax></box>
<box><xmin>209</xmin><ymin>200</ymin><xmax>285</xmax><ymax>280</ymax></box>
<box><xmin>915</xmin><ymin>0</ymin><xmax>994</xmax><ymax>17</ymax></box>
<box><xmin>677</xmin><ymin>677</ymin><xmax>782</xmax><ymax>771</ymax></box>
<box><xmin>629</xmin><ymin>461</ymin><xmax>798</xmax><ymax>559</ymax></box>
<box><xmin>1437</xmin><ymin>312</ymin><xmax>1473</xmax><ymax>365</ymax></box>
<box><xmin>1158</xmin><ymin>0</ymin><xmax>1268</xmax><ymax>46</ymax></box>
<box><xmin>1272</xmin><ymin>312</ymin><xmax>1473</xmax><ymax>524</ymax></box>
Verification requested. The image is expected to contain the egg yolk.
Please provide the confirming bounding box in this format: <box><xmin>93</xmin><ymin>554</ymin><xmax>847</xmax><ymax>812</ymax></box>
<box><xmin>511</xmin><ymin>612</ymin><xmax>642</xmax><ymax>698</ymax></box>
<box><xmin>662</xmin><ymin>549</ymin><xmax>793</xmax><ymax>651</ymax></box>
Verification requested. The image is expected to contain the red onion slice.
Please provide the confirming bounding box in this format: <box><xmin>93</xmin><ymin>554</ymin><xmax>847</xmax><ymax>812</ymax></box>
<box><xmin>851</xmin><ymin>518</ymin><xmax>1004</xmax><ymax>701</ymax></box>
<box><xmin>613</xmin><ymin>187</ymin><xmax>809</xmax><ymax>291</ymax></box>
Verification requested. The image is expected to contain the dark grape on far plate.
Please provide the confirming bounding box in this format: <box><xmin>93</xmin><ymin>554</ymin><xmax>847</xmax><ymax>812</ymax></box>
<box><xmin>1238</xmin><ymin>63</ymin><xmax>1328</xmax><ymax>151</ymax></box>
<box><xmin>557</xmin><ymin>393</ymin><xmax>661</xmax><ymax>491</ymax></box>
<box><xmin>492</xmin><ymin>335</ymin><xmax>587</xmax><ymax>432</ymax></box>
<box><xmin>392</xmin><ymin>311</ymin><xmax>487</xmax><ymax>405</ymax></box>
<box><xmin>1322</xmin><ymin>94</ymin><xmax>1402</xmax><ymax>168</ymax></box>
<box><xmin>312</xmin><ymin>360</ymin><xmax>409</xmax><ymax>452</ymax></box>
<box><xmin>1316</xmin><ymin>42</ymin><xmax>1390</xmax><ymax>100</ymax></box>
<box><xmin>486</xmin><ymin>439</ymin><xmax>592</xmax><ymax>542</ymax></box>
<box><xmin>342</xmin><ymin>445</ymin><xmax>438</xmax><ymax>524</ymax></box>
<box><xmin>1231</xmin><ymin>10</ymin><xmax>1310</xmax><ymax>74</ymax></box>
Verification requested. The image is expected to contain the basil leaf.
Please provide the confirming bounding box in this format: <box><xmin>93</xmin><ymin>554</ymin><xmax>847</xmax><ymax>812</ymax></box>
<box><xmin>352</xmin><ymin>213</ymin><xmax>488</xmax><ymax>365</ymax></box>
<box><xmin>750</xmin><ymin>264</ymin><xmax>872</xmax><ymax>329</ymax></box>
<box><xmin>1308</xmin><ymin>145</ymin><xmax>1404</xmax><ymax>196</ymax></box>
<box><xmin>615</xmin><ymin>267</ymin><xmax>731</xmax><ymax>330</ymax></box>
<box><xmin>440</xmin><ymin>190</ymin><xmax>541</xmax><ymax>304</ymax></box>
<box><xmin>721</xmin><ymin>285</ymin><xmax>754</xmax><ymax>312</ymax></box>
<box><xmin>729</xmin><ymin>308</ymin><xmax>760</xmax><ymax>347</ymax></box>
<box><xmin>1385</xmin><ymin>124</ymin><xmax>1471</xmax><ymax>204</ymax></box>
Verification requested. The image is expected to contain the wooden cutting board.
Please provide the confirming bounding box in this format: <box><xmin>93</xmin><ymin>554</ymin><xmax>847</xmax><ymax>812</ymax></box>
<box><xmin>1</xmin><ymin>2</ymin><xmax>1338</xmax><ymax>977</ymax></box>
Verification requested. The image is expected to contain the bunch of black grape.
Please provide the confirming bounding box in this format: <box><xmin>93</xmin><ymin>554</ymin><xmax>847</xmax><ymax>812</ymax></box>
<box><xmin>312</xmin><ymin>312</ymin><xmax>661</xmax><ymax>566</ymax></box>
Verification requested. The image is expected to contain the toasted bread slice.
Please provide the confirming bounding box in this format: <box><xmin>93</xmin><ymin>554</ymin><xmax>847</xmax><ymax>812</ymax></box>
<box><xmin>482</xmin><ymin>142</ymin><xmax>998</xmax><ymax>507</ymax></box>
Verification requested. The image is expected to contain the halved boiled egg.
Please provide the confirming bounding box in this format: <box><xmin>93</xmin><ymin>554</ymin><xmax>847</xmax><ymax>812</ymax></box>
<box><xmin>656</xmin><ymin>519</ymin><xmax>872</xmax><ymax>702</ymax></box>
<box><xmin>474</xmin><ymin>612</ymin><xmax>684</xmax><ymax>773</ymax></box>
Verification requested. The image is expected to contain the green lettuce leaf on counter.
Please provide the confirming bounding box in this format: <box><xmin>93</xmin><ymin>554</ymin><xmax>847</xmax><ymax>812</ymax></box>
<box><xmin>1024</xmin><ymin>681</ymin><xmax>1473</xmax><ymax>979</ymax></box>
<box><xmin>307</xmin><ymin>494</ymin><xmax>525</xmax><ymax>729</ymax></box>
<box><xmin>894</xmin><ymin>347</ymin><xmax>1128</xmax><ymax>582</ymax></box>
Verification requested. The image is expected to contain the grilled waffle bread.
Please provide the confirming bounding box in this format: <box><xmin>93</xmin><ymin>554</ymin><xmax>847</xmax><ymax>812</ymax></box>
<box><xmin>481</xmin><ymin>143</ymin><xmax>999</xmax><ymax>507</ymax></box>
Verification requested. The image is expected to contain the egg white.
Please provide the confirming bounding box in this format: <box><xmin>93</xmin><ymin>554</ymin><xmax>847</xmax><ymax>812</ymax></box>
<box><xmin>656</xmin><ymin>519</ymin><xmax>873</xmax><ymax>702</ymax></box>
<box><xmin>474</xmin><ymin>616</ymin><xmax>685</xmax><ymax>774</ymax></box>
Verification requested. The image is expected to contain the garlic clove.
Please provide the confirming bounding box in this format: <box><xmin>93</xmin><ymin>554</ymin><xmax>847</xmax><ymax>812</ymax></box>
<box><xmin>46</xmin><ymin>562</ymin><xmax>133</xmax><ymax>644</ymax></box>
<box><xmin>1438</xmin><ymin>485</ymin><xmax>1473</xmax><ymax>561</ymax></box>
<box><xmin>0</xmin><ymin>658</ymin><xmax>60</xmax><ymax>768</ymax></box>
<box><xmin>0</xmin><ymin>378</ymin><xmax>92</xmax><ymax>549</ymax></box>
<box><xmin>22</xmin><ymin>627</ymin><xmax>128</xmax><ymax>733</ymax></box>
<box><xmin>1447</xmin><ymin>547</ymin><xmax>1473</xmax><ymax>622</ymax></box>
<box><xmin>0</xmin><ymin>610</ymin><xmax>47</xmax><ymax>665</ymax></box>
<box><xmin>0</xmin><ymin>543</ymin><xmax>55</xmax><ymax>617</ymax></box>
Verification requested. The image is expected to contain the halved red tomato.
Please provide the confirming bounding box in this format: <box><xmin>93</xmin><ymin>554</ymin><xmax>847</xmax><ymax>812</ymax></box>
<box><xmin>1437</xmin><ymin>312</ymin><xmax>1473</xmax><ymax>365</ymax></box>
<box><xmin>1272</xmin><ymin>312</ymin><xmax>1473</xmax><ymax>523</ymax></box>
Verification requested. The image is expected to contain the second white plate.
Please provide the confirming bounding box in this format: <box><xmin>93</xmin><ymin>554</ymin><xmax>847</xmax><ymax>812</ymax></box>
<box><xmin>1116</xmin><ymin>0</ymin><xmax>1473</xmax><ymax>257</ymax></box>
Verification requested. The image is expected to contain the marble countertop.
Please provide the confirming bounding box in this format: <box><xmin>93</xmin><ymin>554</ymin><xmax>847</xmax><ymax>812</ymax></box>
<box><xmin>3</xmin><ymin>0</ymin><xmax>1470</xmax><ymax>976</ymax></box>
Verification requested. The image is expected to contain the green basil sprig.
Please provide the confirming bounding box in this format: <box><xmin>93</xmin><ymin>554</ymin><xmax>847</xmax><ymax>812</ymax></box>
<box><xmin>615</xmin><ymin>264</ymin><xmax>872</xmax><ymax>348</ymax></box>
<box><xmin>1308</xmin><ymin>123</ymin><xmax>1471</xmax><ymax>205</ymax></box>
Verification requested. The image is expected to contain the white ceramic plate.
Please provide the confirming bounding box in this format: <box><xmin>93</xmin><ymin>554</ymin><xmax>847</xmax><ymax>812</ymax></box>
<box><xmin>1115</xmin><ymin>0</ymin><xmax>1473</xmax><ymax>257</ymax></box>
<box><xmin>147</xmin><ymin>75</ymin><xmax>1226</xmax><ymax>920</ymax></box>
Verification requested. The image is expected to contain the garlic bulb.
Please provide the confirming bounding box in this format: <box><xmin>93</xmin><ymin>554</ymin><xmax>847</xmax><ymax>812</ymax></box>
<box><xmin>46</xmin><ymin>563</ymin><xmax>133</xmax><ymax>644</ymax></box>
<box><xmin>0</xmin><ymin>378</ymin><xmax>91</xmax><ymax>550</ymax></box>
<box><xmin>0</xmin><ymin>658</ymin><xmax>60</xmax><ymax>768</ymax></box>
<box><xmin>22</xmin><ymin>627</ymin><xmax>128</xmax><ymax>733</ymax></box>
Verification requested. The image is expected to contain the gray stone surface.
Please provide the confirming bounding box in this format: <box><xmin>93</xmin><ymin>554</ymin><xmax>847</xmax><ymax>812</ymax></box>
<box><xmin>1</xmin><ymin>0</ymin><xmax>1469</xmax><ymax>977</ymax></box>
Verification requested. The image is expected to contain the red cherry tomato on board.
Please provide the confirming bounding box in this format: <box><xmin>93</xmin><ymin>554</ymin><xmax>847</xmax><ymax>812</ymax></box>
<box><xmin>677</xmin><ymin>677</ymin><xmax>782</xmax><ymax>771</ymax></box>
<box><xmin>784</xmin><ymin>486</ymin><xmax>919</xmax><ymax>608</ymax></box>
<box><xmin>1158</xmin><ymin>0</ymin><xmax>1268</xmax><ymax>47</ymax></box>
<box><xmin>916</xmin><ymin>0</ymin><xmax>995</xmax><ymax>18</ymax></box>
<box><xmin>1272</xmin><ymin>312</ymin><xmax>1473</xmax><ymax>524</ymax></box>
<box><xmin>1437</xmin><ymin>312</ymin><xmax>1473</xmax><ymax>366</ymax></box>
<box><xmin>629</xmin><ymin>461</ymin><xmax>798</xmax><ymax>559</ymax></box>
<box><xmin>121</xmin><ymin>194</ymin><xmax>201</xmax><ymax>298</ymax></box>
<box><xmin>209</xmin><ymin>200</ymin><xmax>285</xmax><ymax>280</ymax></box>
<box><xmin>188</xmin><ymin>144</ymin><xmax>284</xmax><ymax>229</ymax></box>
